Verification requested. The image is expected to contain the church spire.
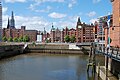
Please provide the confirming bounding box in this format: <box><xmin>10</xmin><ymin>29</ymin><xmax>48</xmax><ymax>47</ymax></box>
<box><xmin>52</xmin><ymin>23</ymin><xmax>54</xmax><ymax>28</ymax></box>
<box><xmin>77</xmin><ymin>17</ymin><xmax>81</xmax><ymax>23</ymax></box>
<box><xmin>7</xmin><ymin>18</ymin><xmax>10</xmax><ymax>29</ymax></box>
<box><xmin>10</xmin><ymin>11</ymin><xmax>15</xmax><ymax>28</ymax></box>
<box><xmin>12</xmin><ymin>11</ymin><xmax>14</xmax><ymax>18</ymax></box>
<box><xmin>43</xmin><ymin>27</ymin><xmax>46</xmax><ymax>34</ymax></box>
<box><xmin>51</xmin><ymin>23</ymin><xmax>55</xmax><ymax>31</ymax></box>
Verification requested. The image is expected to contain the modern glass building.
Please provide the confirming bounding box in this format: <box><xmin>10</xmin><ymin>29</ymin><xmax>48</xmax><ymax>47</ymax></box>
<box><xmin>0</xmin><ymin>2</ymin><xmax>2</xmax><ymax>41</ymax></box>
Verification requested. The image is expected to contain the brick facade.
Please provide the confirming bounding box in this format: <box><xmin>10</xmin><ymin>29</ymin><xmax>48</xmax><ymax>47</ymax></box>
<box><xmin>2</xmin><ymin>26</ymin><xmax>38</xmax><ymax>42</ymax></box>
<box><xmin>110</xmin><ymin>0</ymin><xmax>120</xmax><ymax>47</ymax></box>
<box><xmin>2</xmin><ymin>11</ymin><xmax>38</xmax><ymax>42</ymax></box>
<box><xmin>42</xmin><ymin>17</ymin><xmax>95</xmax><ymax>43</ymax></box>
<box><xmin>76</xmin><ymin>18</ymin><xmax>94</xmax><ymax>43</ymax></box>
<box><xmin>104</xmin><ymin>0</ymin><xmax>120</xmax><ymax>47</ymax></box>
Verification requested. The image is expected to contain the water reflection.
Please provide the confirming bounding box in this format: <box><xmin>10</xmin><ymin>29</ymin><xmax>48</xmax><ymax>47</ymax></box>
<box><xmin>0</xmin><ymin>54</ymin><xmax>104</xmax><ymax>80</ymax></box>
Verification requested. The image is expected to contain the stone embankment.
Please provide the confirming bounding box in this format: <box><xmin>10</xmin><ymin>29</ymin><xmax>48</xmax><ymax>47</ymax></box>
<box><xmin>0</xmin><ymin>43</ymin><xmax>90</xmax><ymax>59</ymax></box>
<box><xmin>0</xmin><ymin>44</ymin><xmax>24</xmax><ymax>59</ymax></box>
<box><xmin>27</xmin><ymin>43</ymin><xmax>89</xmax><ymax>55</ymax></box>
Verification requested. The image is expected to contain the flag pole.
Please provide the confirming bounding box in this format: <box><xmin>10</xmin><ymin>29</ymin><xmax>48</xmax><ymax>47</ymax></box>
<box><xmin>108</xmin><ymin>15</ymin><xmax>111</xmax><ymax>53</ymax></box>
<box><xmin>105</xmin><ymin>14</ymin><xmax>110</xmax><ymax>80</ymax></box>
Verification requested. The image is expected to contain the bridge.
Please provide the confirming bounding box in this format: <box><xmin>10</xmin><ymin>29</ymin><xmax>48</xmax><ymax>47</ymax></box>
<box><xmin>87</xmin><ymin>43</ymin><xmax>120</xmax><ymax>79</ymax></box>
<box><xmin>76</xmin><ymin>42</ymin><xmax>92</xmax><ymax>46</ymax></box>
<box><xmin>76</xmin><ymin>42</ymin><xmax>120</xmax><ymax>62</ymax></box>
<box><xmin>97</xmin><ymin>47</ymin><xmax>120</xmax><ymax>62</ymax></box>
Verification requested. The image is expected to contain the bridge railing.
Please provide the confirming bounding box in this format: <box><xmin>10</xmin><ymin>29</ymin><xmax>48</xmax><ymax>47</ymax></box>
<box><xmin>96</xmin><ymin>45</ymin><xmax>120</xmax><ymax>61</ymax></box>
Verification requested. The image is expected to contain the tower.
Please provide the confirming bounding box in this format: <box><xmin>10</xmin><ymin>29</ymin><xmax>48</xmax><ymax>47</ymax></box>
<box><xmin>0</xmin><ymin>2</ymin><xmax>2</xmax><ymax>41</ymax></box>
<box><xmin>50</xmin><ymin>23</ymin><xmax>55</xmax><ymax>42</ymax></box>
<box><xmin>76</xmin><ymin>17</ymin><xmax>82</xmax><ymax>42</ymax></box>
<box><xmin>10</xmin><ymin>11</ymin><xmax>15</xmax><ymax>28</ymax></box>
<box><xmin>7</xmin><ymin>18</ymin><xmax>10</xmax><ymax>29</ymax></box>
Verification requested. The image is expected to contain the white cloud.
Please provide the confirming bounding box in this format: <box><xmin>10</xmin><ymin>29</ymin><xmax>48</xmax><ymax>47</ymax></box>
<box><xmin>93</xmin><ymin>0</ymin><xmax>101</xmax><ymax>3</ymax></box>
<box><xmin>3</xmin><ymin>14</ymin><xmax>75</xmax><ymax>32</ymax></box>
<box><xmin>86</xmin><ymin>11</ymin><xmax>96</xmax><ymax>17</ymax></box>
<box><xmin>34</xmin><ymin>0</ymin><xmax>65</xmax><ymax>3</ymax></box>
<box><xmin>68</xmin><ymin>4</ymin><xmax>73</xmax><ymax>8</ymax></box>
<box><xmin>3</xmin><ymin>14</ymin><xmax>80</xmax><ymax>33</ymax></box>
<box><xmin>3</xmin><ymin>7</ymin><xmax>8</xmax><ymax>14</ymax></box>
<box><xmin>89</xmin><ymin>18</ymin><xmax>98</xmax><ymax>23</ymax></box>
<box><xmin>68</xmin><ymin>0</ymin><xmax>77</xmax><ymax>8</ymax></box>
<box><xmin>29</xmin><ymin>0</ymin><xmax>65</xmax><ymax>11</ymax></box>
<box><xmin>48</xmin><ymin>12</ymin><xmax>67</xmax><ymax>19</ymax></box>
<box><xmin>35</xmin><ymin>6</ymin><xmax>52</xmax><ymax>13</ymax></box>
<box><xmin>3</xmin><ymin>15</ymin><xmax>9</xmax><ymax>28</ymax></box>
<box><xmin>3</xmin><ymin>14</ymin><xmax>51</xmax><ymax>31</ymax></box>
<box><xmin>57</xmin><ymin>21</ymin><xmax>76</xmax><ymax>29</ymax></box>
<box><xmin>4</xmin><ymin>0</ymin><xmax>26</xmax><ymax>3</ymax></box>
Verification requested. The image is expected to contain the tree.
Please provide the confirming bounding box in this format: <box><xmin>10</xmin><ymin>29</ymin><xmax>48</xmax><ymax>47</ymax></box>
<box><xmin>18</xmin><ymin>36</ymin><xmax>23</xmax><ymax>42</ymax></box>
<box><xmin>8</xmin><ymin>37</ymin><xmax>13</xmax><ymax>42</ymax></box>
<box><xmin>70</xmin><ymin>35</ymin><xmax>76</xmax><ymax>43</ymax></box>
<box><xmin>23</xmin><ymin>35</ymin><xmax>30</xmax><ymax>42</ymax></box>
<box><xmin>13</xmin><ymin>37</ymin><xmax>18</xmax><ymax>42</ymax></box>
<box><xmin>2</xmin><ymin>36</ymin><xmax>7</xmax><ymax>42</ymax></box>
<box><xmin>45</xmin><ymin>38</ymin><xmax>50</xmax><ymax>43</ymax></box>
<box><xmin>64</xmin><ymin>35</ymin><xmax>70</xmax><ymax>42</ymax></box>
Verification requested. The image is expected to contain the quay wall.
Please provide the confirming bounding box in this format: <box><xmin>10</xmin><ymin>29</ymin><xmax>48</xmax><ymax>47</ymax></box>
<box><xmin>27</xmin><ymin>44</ymin><xmax>89</xmax><ymax>54</ymax></box>
<box><xmin>28</xmin><ymin>44</ymin><xmax>69</xmax><ymax>49</ymax></box>
<box><xmin>29</xmin><ymin>48</ymin><xmax>84</xmax><ymax>54</ymax></box>
<box><xmin>0</xmin><ymin>43</ymin><xmax>90</xmax><ymax>59</ymax></box>
<box><xmin>0</xmin><ymin>45</ymin><xmax>24</xmax><ymax>59</ymax></box>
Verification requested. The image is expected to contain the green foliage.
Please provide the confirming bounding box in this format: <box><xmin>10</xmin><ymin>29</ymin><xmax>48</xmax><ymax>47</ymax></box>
<box><xmin>45</xmin><ymin>39</ymin><xmax>49</xmax><ymax>43</ymax></box>
<box><xmin>2</xmin><ymin>36</ymin><xmax>7</xmax><ymax>42</ymax></box>
<box><xmin>70</xmin><ymin>35</ymin><xmax>76</xmax><ymax>43</ymax></box>
<box><xmin>8</xmin><ymin>37</ymin><xmax>13</xmax><ymax>42</ymax></box>
<box><xmin>13</xmin><ymin>37</ymin><xmax>18</xmax><ymax>42</ymax></box>
<box><xmin>18</xmin><ymin>36</ymin><xmax>23</xmax><ymax>42</ymax></box>
<box><xmin>32</xmin><ymin>42</ymin><xmax>36</xmax><ymax>45</ymax></box>
<box><xmin>23</xmin><ymin>35</ymin><xmax>30</xmax><ymax>42</ymax></box>
<box><xmin>64</xmin><ymin>35</ymin><xmax>70</xmax><ymax>42</ymax></box>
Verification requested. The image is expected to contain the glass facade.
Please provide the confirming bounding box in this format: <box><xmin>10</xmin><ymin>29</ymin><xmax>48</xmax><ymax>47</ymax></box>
<box><xmin>0</xmin><ymin>2</ymin><xmax>2</xmax><ymax>41</ymax></box>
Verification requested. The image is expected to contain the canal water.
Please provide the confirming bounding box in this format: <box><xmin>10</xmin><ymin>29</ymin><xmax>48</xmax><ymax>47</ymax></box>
<box><xmin>0</xmin><ymin>53</ymin><xmax>104</xmax><ymax>80</ymax></box>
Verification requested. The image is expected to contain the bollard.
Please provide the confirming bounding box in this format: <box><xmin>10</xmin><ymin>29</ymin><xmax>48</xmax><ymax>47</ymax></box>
<box><xmin>98</xmin><ymin>62</ymin><xmax>100</xmax><ymax>78</ymax></box>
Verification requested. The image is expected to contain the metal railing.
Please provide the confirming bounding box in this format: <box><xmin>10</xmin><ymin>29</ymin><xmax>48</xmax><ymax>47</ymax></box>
<box><xmin>96</xmin><ymin>46</ymin><xmax>120</xmax><ymax>62</ymax></box>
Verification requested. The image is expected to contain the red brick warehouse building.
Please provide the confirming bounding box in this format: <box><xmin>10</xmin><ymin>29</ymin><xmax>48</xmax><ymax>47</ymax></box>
<box><xmin>42</xmin><ymin>17</ymin><xmax>95</xmax><ymax>43</ymax></box>
<box><xmin>2</xmin><ymin>11</ymin><xmax>38</xmax><ymax>42</ymax></box>
<box><xmin>104</xmin><ymin>0</ymin><xmax>120</xmax><ymax>47</ymax></box>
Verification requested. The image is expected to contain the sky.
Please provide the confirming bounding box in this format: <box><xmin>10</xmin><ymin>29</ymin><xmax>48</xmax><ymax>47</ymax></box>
<box><xmin>2</xmin><ymin>0</ymin><xmax>112</xmax><ymax>32</ymax></box>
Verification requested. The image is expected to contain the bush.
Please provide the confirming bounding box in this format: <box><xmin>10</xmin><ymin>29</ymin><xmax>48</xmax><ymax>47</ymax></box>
<box><xmin>70</xmin><ymin>35</ymin><xmax>76</xmax><ymax>43</ymax></box>
<box><xmin>13</xmin><ymin>37</ymin><xmax>18</xmax><ymax>42</ymax></box>
<box><xmin>23</xmin><ymin>35</ymin><xmax>30</xmax><ymax>42</ymax></box>
<box><xmin>8</xmin><ymin>37</ymin><xmax>13</xmax><ymax>42</ymax></box>
<box><xmin>64</xmin><ymin>35</ymin><xmax>70</xmax><ymax>42</ymax></box>
<box><xmin>2</xmin><ymin>36</ymin><xmax>7</xmax><ymax>42</ymax></box>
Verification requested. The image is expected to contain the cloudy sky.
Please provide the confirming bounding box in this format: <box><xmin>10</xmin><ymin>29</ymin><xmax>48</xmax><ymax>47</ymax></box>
<box><xmin>2</xmin><ymin>0</ymin><xmax>112</xmax><ymax>32</ymax></box>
